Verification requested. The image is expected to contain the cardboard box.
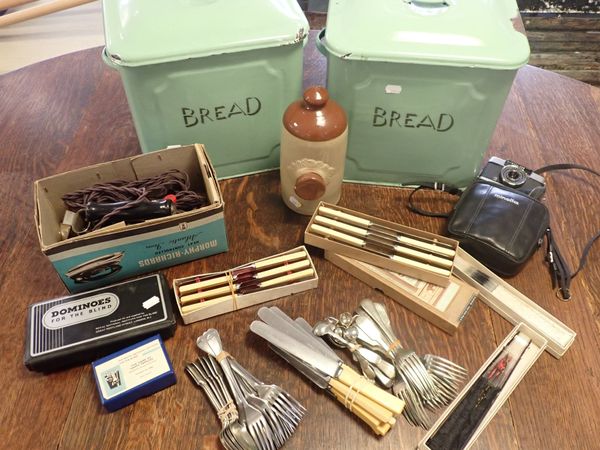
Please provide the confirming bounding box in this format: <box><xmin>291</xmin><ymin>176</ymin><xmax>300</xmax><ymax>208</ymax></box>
<box><xmin>454</xmin><ymin>248</ymin><xmax>576</xmax><ymax>358</ymax></box>
<box><xmin>325</xmin><ymin>251</ymin><xmax>477</xmax><ymax>334</ymax></box>
<box><xmin>305</xmin><ymin>202</ymin><xmax>458</xmax><ymax>286</ymax></box>
<box><xmin>35</xmin><ymin>144</ymin><xmax>228</xmax><ymax>292</ymax></box>
<box><xmin>173</xmin><ymin>246</ymin><xmax>318</xmax><ymax>324</ymax></box>
<box><xmin>92</xmin><ymin>334</ymin><xmax>176</xmax><ymax>412</ymax></box>
<box><xmin>24</xmin><ymin>274</ymin><xmax>176</xmax><ymax>372</ymax></box>
<box><xmin>419</xmin><ymin>323</ymin><xmax>547</xmax><ymax>450</ymax></box>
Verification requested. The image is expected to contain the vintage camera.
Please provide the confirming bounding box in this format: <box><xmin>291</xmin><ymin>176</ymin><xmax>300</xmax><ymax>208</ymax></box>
<box><xmin>477</xmin><ymin>156</ymin><xmax>546</xmax><ymax>199</ymax></box>
<box><xmin>447</xmin><ymin>156</ymin><xmax>549</xmax><ymax>276</ymax></box>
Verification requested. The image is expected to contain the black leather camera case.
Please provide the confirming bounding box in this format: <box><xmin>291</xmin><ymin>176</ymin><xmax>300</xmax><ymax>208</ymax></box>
<box><xmin>447</xmin><ymin>181</ymin><xmax>549</xmax><ymax>276</ymax></box>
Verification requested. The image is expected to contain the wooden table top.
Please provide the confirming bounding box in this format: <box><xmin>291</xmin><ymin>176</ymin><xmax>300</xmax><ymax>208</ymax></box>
<box><xmin>1</xmin><ymin>32</ymin><xmax>599</xmax><ymax>450</ymax></box>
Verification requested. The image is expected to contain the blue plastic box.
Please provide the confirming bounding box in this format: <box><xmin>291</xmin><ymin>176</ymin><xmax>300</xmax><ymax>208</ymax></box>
<box><xmin>92</xmin><ymin>334</ymin><xmax>176</xmax><ymax>412</ymax></box>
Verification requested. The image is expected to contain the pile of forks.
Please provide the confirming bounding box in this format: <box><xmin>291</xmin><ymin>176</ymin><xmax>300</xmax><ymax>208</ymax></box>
<box><xmin>187</xmin><ymin>328</ymin><xmax>305</xmax><ymax>450</ymax></box>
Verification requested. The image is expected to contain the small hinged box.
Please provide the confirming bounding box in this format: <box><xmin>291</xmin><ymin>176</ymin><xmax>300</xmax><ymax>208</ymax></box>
<box><xmin>34</xmin><ymin>144</ymin><xmax>228</xmax><ymax>292</ymax></box>
<box><xmin>173</xmin><ymin>246</ymin><xmax>318</xmax><ymax>324</ymax></box>
<box><xmin>304</xmin><ymin>202</ymin><xmax>458</xmax><ymax>286</ymax></box>
<box><xmin>419</xmin><ymin>323</ymin><xmax>547</xmax><ymax>450</ymax></box>
<box><xmin>325</xmin><ymin>251</ymin><xmax>477</xmax><ymax>334</ymax></box>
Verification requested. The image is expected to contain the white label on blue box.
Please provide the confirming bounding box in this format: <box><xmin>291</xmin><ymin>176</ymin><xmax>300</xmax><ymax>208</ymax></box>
<box><xmin>94</xmin><ymin>339</ymin><xmax>170</xmax><ymax>400</ymax></box>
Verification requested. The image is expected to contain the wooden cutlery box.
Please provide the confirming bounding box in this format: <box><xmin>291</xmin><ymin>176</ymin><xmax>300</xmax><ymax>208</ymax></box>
<box><xmin>173</xmin><ymin>246</ymin><xmax>318</xmax><ymax>324</ymax></box>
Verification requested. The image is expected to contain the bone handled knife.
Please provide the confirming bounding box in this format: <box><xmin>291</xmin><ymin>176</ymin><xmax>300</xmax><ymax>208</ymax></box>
<box><xmin>250</xmin><ymin>320</ymin><xmax>404</xmax><ymax>420</ymax></box>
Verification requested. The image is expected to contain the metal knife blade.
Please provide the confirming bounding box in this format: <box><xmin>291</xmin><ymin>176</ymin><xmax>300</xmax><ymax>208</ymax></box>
<box><xmin>259</xmin><ymin>307</ymin><xmax>338</xmax><ymax>360</ymax></box>
<box><xmin>269</xmin><ymin>345</ymin><xmax>330</xmax><ymax>390</ymax></box>
<box><xmin>250</xmin><ymin>320</ymin><xmax>342</xmax><ymax>380</ymax></box>
<box><xmin>293</xmin><ymin>317</ymin><xmax>339</xmax><ymax>358</ymax></box>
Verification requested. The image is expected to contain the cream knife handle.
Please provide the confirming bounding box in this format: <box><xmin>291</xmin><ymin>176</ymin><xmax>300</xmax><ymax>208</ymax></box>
<box><xmin>392</xmin><ymin>245</ymin><xmax>453</xmax><ymax>268</ymax></box>
<box><xmin>328</xmin><ymin>377</ymin><xmax>395</xmax><ymax>425</ymax></box>
<box><xmin>314</xmin><ymin>215</ymin><xmax>369</xmax><ymax>237</ymax></box>
<box><xmin>398</xmin><ymin>235</ymin><xmax>456</xmax><ymax>258</ymax></box>
<box><xmin>337</xmin><ymin>364</ymin><xmax>405</xmax><ymax>415</ymax></box>
<box><xmin>178</xmin><ymin>273</ymin><xmax>230</xmax><ymax>294</ymax></box>
<box><xmin>257</xmin><ymin>259</ymin><xmax>310</xmax><ymax>279</ymax></box>
<box><xmin>180</xmin><ymin>284</ymin><xmax>233</xmax><ymax>305</ymax></box>
<box><xmin>259</xmin><ymin>268</ymin><xmax>314</xmax><ymax>288</ymax></box>
<box><xmin>329</xmin><ymin>384</ymin><xmax>392</xmax><ymax>435</ymax></box>
<box><xmin>390</xmin><ymin>254</ymin><xmax>451</xmax><ymax>277</ymax></box>
<box><xmin>254</xmin><ymin>250</ymin><xmax>308</xmax><ymax>269</ymax></box>
<box><xmin>319</xmin><ymin>205</ymin><xmax>371</xmax><ymax>228</ymax></box>
<box><xmin>310</xmin><ymin>223</ymin><xmax>365</xmax><ymax>247</ymax></box>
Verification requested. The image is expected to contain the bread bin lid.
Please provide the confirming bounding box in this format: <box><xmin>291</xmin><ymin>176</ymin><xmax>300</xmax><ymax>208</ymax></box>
<box><xmin>103</xmin><ymin>0</ymin><xmax>309</xmax><ymax>67</ymax></box>
<box><xmin>323</xmin><ymin>0</ymin><xmax>530</xmax><ymax>70</ymax></box>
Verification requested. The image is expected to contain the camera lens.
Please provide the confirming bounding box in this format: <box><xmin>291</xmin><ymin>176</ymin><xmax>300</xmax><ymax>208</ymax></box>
<box><xmin>500</xmin><ymin>164</ymin><xmax>527</xmax><ymax>187</ymax></box>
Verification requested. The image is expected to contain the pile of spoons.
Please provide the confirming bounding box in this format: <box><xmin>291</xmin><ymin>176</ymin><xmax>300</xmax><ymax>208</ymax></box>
<box><xmin>187</xmin><ymin>328</ymin><xmax>305</xmax><ymax>450</ymax></box>
<box><xmin>313</xmin><ymin>299</ymin><xmax>467</xmax><ymax>428</ymax></box>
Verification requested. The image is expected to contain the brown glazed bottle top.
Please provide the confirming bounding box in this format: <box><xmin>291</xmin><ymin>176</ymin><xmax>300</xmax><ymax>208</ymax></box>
<box><xmin>294</xmin><ymin>172</ymin><xmax>326</xmax><ymax>200</ymax></box>
<box><xmin>283</xmin><ymin>86</ymin><xmax>347</xmax><ymax>142</ymax></box>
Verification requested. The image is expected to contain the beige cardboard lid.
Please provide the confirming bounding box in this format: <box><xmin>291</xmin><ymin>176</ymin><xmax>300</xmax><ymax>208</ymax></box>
<box><xmin>453</xmin><ymin>247</ymin><xmax>575</xmax><ymax>358</ymax></box>
<box><xmin>325</xmin><ymin>251</ymin><xmax>477</xmax><ymax>334</ymax></box>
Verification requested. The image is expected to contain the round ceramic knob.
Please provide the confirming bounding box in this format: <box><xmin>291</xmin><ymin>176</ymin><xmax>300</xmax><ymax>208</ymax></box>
<box><xmin>294</xmin><ymin>172</ymin><xmax>326</xmax><ymax>200</ymax></box>
<box><xmin>303</xmin><ymin>86</ymin><xmax>329</xmax><ymax>109</ymax></box>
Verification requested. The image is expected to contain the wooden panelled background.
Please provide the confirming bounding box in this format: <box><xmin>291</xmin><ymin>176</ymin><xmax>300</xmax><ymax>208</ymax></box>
<box><xmin>524</xmin><ymin>15</ymin><xmax>600</xmax><ymax>86</ymax></box>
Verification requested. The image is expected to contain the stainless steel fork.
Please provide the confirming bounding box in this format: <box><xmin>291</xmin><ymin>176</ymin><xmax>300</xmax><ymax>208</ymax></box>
<box><xmin>197</xmin><ymin>329</ymin><xmax>277</xmax><ymax>450</ymax></box>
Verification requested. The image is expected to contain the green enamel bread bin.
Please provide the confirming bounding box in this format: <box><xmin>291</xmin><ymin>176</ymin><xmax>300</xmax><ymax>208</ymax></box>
<box><xmin>102</xmin><ymin>0</ymin><xmax>308</xmax><ymax>179</ymax></box>
<box><xmin>317</xmin><ymin>0</ymin><xmax>530</xmax><ymax>187</ymax></box>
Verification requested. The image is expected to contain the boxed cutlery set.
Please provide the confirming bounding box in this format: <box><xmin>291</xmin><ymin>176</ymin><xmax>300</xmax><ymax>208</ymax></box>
<box><xmin>419</xmin><ymin>323</ymin><xmax>547</xmax><ymax>450</ymax></box>
<box><xmin>453</xmin><ymin>248</ymin><xmax>575</xmax><ymax>359</ymax></box>
<box><xmin>173</xmin><ymin>247</ymin><xmax>318</xmax><ymax>324</ymax></box>
<box><xmin>305</xmin><ymin>203</ymin><xmax>459</xmax><ymax>286</ymax></box>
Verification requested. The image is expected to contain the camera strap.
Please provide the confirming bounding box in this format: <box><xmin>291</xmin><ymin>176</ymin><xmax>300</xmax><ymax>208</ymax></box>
<box><xmin>407</xmin><ymin>163</ymin><xmax>600</xmax><ymax>301</ymax></box>
<box><xmin>535</xmin><ymin>163</ymin><xmax>600</xmax><ymax>300</ymax></box>
<box><xmin>406</xmin><ymin>183</ymin><xmax>461</xmax><ymax>218</ymax></box>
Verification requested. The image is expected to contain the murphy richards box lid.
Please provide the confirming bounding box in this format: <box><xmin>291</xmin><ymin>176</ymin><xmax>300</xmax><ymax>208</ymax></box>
<box><xmin>103</xmin><ymin>0</ymin><xmax>309</xmax><ymax>66</ymax></box>
<box><xmin>323</xmin><ymin>0</ymin><xmax>530</xmax><ymax>69</ymax></box>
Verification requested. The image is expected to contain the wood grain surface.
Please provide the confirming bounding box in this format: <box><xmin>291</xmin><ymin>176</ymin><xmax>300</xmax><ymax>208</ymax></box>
<box><xmin>1</xmin><ymin>32</ymin><xmax>599</xmax><ymax>450</ymax></box>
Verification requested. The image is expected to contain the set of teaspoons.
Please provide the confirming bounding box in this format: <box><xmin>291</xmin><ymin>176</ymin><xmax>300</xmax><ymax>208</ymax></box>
<box><xmin>187</xmin><ymin>301</ymin><xmax>466</xmax><ymax>448</ymax></box>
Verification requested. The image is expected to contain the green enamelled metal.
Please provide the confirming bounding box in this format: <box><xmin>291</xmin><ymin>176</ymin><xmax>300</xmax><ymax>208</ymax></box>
<box><xmin>103</xmin><ymin>0</ymin><xmax>308</xmax><ymax>179</ymax></box>
<box><xmin>317</xmin><ymin>0</ymin><xmax>530</xmax><ymax>187</ymax></box>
